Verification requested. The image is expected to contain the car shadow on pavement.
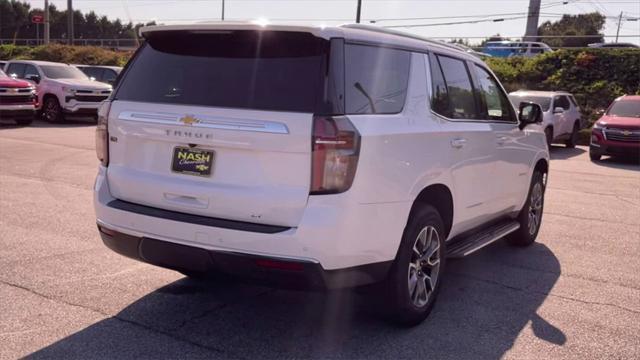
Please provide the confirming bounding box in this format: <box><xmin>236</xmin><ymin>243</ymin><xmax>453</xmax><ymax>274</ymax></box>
<box><xmin>29</xmin><ymin>242</ymin><xmax>564</xmax><ymax>359</ymax></box>
<box><xmin>549</xmin><ymin>146</ymin><xmax>585</xmax><ymax>160</ymax></box>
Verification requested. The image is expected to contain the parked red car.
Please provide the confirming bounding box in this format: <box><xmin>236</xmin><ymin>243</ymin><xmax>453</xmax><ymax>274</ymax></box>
<box><xmin>590</xmin><ymin>95</ymin><xmax>640</xmax><ymax>161</ymax></box>
<box><xmin>0</xmin><ymin>69</ymin><xmax>37</xmax><ymax>125</ymax></box>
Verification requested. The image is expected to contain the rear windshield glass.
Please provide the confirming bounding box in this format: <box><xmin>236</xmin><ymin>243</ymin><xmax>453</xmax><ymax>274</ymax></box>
<box><xmin>509</xmin><ymin>95</ymin><xmax>552</xmax><ymax>112</ymax></box>
<box><xmin>115</xmin><ymin>30</ymin><xmax>329</xmax><ymax>113</ymax></box>
<box><xmin>41</xmin><ymin>65</ymin><xmax>88</xmax><ymax>79</ymax></box>
<box><xmin>607</xmin><ymin>100</ymin><xmax>640</xmax><ymax>118</ymax></box>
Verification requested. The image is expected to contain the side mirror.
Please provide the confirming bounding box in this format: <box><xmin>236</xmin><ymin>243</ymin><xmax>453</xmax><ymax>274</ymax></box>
<box><xmin>26</xmin><ymin>74</ymin><xmax>41</xmax><ymax>84</ymax></box>
<box><xmin>553</xmin><ymin>107</ymin><xmax>564</xmax><ymax>114</ymax></box>
<box><xmin>519</xmin><ymin>102</ymin><xmax>543</xmax><ymax>130</ymax></box>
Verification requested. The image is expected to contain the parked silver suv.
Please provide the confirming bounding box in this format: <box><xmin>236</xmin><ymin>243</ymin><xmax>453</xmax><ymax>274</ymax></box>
<box><xmin>509</xmin><ymin>90</ymin><xmax>583</xmax><ymax>148</ymax></box>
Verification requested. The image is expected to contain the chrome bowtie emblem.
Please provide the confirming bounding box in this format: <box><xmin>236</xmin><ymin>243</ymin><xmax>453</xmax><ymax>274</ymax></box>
<box><xmin>179</xmin><ymin>115</ymin><xmax>200</xmax><ymax>126</ymax></box>
<box><xmin>622</xmin><ymin>130</ymin><xmax>632</xmax><ymax>136</ymax></box>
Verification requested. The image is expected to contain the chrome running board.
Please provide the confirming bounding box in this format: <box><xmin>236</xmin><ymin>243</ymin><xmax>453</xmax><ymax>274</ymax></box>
<box><xmin>446</xmin><ymin>220</ymin><xmax>520</xmax><ymax>258</ymax></box>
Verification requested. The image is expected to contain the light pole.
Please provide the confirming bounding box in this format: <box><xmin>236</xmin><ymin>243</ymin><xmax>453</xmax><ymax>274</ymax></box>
<box><xmin>356</xmin><ymin>0</ymin><xmax>362</xmax><ymax>23</ymax></box>
<box><xmin>222</xmin><ymin>0</ymin><xmax>225</xmax><ymax>21</ymax></box>
<box><xmin>524</xmin><ymin>0</ymin><xmax>541</xmax><ymax>41</ymax></box>
<box><xmin>68</xmin><ymin>0</ymin><xmax>74</xmax><ymax>45</ymax></box>
<box><xmin>615</xmin><ymin>11</ymin><xmax>623</xmax><ymax>43</ymax></box>
<box><xmin>44</xmin><ymin>0</ymin><xmax>50</xmax><ymax>44</ymax></box>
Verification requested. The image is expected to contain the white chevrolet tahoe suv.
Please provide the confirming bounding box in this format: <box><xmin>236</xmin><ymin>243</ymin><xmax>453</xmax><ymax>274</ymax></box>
<box><xmin>94</xmin><ymin>23</ymin><xmax>549</xmax><ymax>325</ymax></box>
<box><xmin>4</xmin><ymin>60</ymin><xmax>112</xmax><ymax>122</ymax></box>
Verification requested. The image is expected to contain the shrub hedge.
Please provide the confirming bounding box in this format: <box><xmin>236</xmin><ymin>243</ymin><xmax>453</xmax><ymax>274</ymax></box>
<box><xmin>486</xmin><ymin>49</ymin><xmax>640</xmax><ymax>124</ymax></box>
<box><xmin>0</xmin><ymin>44</ymin><xmax>131</xmax><ymax>67</ymax></box>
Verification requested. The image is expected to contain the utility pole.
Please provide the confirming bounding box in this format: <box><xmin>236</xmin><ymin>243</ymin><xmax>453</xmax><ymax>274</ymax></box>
<box><xmin>44</xmin><ymin>0</ymin><xmax>50</xmax><ymax>44</ymax></box>
<box><xmin>524</xmin><ymin>0</ymin><xmax>541</xmax><ymax>41</ymax></box>
<box><xmin>615</xmin><ymin>11</ymin><xmax>623</xmax><ymax>43</ymax></box>
<box><xmin>221</xmin><ymin>0</ymin><xmax>225</xmax><ymax>21</ymax></box>
<box><xmin>356</xmin><ymin>0</ymin><xmax>362</xmax><ymax>23</ymax></box>
<box><xmin>67</xmin><ymin>0</ymin><xmax>74</xmax><ymax>45</ymax></box>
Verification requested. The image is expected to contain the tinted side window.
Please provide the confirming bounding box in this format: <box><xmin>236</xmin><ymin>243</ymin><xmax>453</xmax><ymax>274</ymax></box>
<box><xmin>345</xmin><ymin>45</ymin><xmax>410</xmax><ymax>114</ymax></box>
<box><xmin>6</xmin><ymin>63</ymin><xmax>26</xmax><ymax>78</ymax></box>
<box><xmin>473</xmin><ymin>65</ymin><xmax>516</xmax><ymax>122</ymax></box>
<box><xmin>428</xmin><ymin>53</ymin><xmax>449</xmax><ymax>116</ymax></box>
<box><xmin>554</xmin><ymin>96</ymin><xmax>570</xmax><ymax>110</ymax></box>
<box><xmin>83</xmin><ymin>67</ymin><xmax>104</xmax><ymax>80</ymax></box>
<box><xmin>24</xmin><ymin>64</ymin><xmax>39</xmax><ymax>78</ymax></box>
<box><xmin>436</xmin><ymin>55</ymin><xmax>478</xmax><ymax>119</ymax></box>
<box><xmin>103</xmin><ymin>69</ymin><xmax>118</xmax><ymax>84</ymax></box>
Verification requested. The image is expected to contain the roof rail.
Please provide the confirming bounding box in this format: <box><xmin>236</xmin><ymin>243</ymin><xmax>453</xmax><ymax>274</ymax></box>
<box><xmin>340</xmin><ymin>24</ymin><xmax>465</xmax><ymax>53</ymax></box>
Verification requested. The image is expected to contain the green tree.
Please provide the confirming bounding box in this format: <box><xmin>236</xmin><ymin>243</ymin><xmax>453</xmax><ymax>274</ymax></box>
<box><xmin>537</xmin><ymin>12</ymin><xmax>606</xmax><ymax>48</ymax></box>
<box><xmin>0</xmin><ymin>0</ymin><xmax>150</xmax><ymax>42</ymax></box>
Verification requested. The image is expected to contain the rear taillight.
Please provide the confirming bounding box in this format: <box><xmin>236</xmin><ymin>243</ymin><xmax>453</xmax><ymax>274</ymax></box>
<box><xmin>95</xmin><ymin>101</ymin><xmax>111</xmax><ymax>166</ymax></box>
<box><xmin>311</xmin><ymin>116</ymin><xmax>360</xmax><ymax>194</ymax></box>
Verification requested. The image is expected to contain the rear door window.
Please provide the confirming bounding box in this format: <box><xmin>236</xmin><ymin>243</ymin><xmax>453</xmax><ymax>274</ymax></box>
<box><xmin>344</xmin><ymin>45</ymin><xmax>410</xmax><ymax>114</ymax></box>
<box><xmin>116</xmin><ymin>30</ymin><xmax>330</xmax><ymax>113</ymax></box>
<box><xmin>23</xmin><ymin>64</ymin><xmax>40</xmax><ymax>78</ymax></box>
<box><xmin>83</xmin><ymin>67</ymin><xmax>104</xmax><ymax>81</ymax></box>
<box><xmin>433</xmin><ymin>55</ymin><xmax>479</xmax><ymax>120</ymax></box>
<box><xmin>554</xmin><ymin>96</ymin><xmax>571</xmax><ymax>110</ymax></box>
<box><xmin>103</xmin><ymin>69</ymin><xmax>118</xmax><ymax>84</ymax></box>
<box><xmin>428</xmin><ymin>53</ymin><xmax>449</xmax><ymax>116</ymax></box>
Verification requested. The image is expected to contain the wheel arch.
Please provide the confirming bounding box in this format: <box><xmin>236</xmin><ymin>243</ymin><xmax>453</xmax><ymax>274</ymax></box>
<box><xmin>409</xmin><ymin>184</ymin><xmax>454</xmax><ymax>239</ymax></box>
<box><xmin>534</xmin><ymin>158</ymin><xmax>549</xmax><ymax>175</ymax></box>
<box><xmin>42</xmin><ymin>93</ymin><xmax>60</xmax><ymax>104</ymax></box>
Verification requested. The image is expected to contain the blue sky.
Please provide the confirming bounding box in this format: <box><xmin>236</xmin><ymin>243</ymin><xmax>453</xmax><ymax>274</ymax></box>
<box><xmin>25</xmin><ymin>0</ymin><xmax>640</xmax><ymax>44</ymax></box>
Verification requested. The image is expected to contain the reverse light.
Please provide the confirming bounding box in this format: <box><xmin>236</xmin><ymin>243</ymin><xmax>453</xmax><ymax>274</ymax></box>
<box><xmin>310</xmin><ymin>116</ymin><xmax>361</xmax><ymax>195</ymax></box>
<box><xmin>95</xmin><ymin>100</ymin><xmax>111</xmax><ymax>166</ymax></box>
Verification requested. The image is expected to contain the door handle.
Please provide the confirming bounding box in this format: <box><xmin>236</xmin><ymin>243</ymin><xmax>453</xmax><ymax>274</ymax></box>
<box><xmin>450</xmin><ymin>138</ymin><xmax>467</xmax><ymax>149</ymax></box>
<box><xmin>496</xmin><ymin>136</ymin><xmax>509</xmax><ymax>145</ymax></box>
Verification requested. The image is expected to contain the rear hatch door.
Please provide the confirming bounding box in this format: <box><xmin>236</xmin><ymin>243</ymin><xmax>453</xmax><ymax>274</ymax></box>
<box><xmin>107</xmin><ymin>29</ymin><xmax>339</xmax><ymax>227</ymax></box>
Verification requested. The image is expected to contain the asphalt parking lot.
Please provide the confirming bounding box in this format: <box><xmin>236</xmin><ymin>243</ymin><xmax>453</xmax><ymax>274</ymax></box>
<box><xmin>1</xmin><ymin>119</ymin><xmax>639</xmax><ymax>359</ymax></box>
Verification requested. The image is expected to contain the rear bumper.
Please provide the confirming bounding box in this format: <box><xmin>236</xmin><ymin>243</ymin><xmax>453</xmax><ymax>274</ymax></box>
<box><xmin>94</xmin><ymin>166</ymin><xmax>410</xmax><ymax>282</ymax></box>
<box><xmin>98</xmin><ymin>225</ymin><xmax>391</xmax><ymax>289</ymax></box>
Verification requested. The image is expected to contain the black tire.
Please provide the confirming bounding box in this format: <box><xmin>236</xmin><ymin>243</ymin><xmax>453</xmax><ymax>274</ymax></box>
<box><xmin>507</xmin><ymin>170</ymin><xmax>545</xmax><ymax>247</ymax></box>
<box><xmin>565</xmin><ymin>122</ymin><xmax>579</xmax><ymax>148</ymax></box>
<box><xmin>15</xmin><ymin>118</ymin><xmax>33</xmax><ymax>126</ymax></box>
<box><xmin>383</xmin><ymin>205</ymin><xmax>446</xmax><ymax>326</ymax></box>
<box><xmin>43</xmin><ymin>96</ymin><xmax>63</xmax><ymax>123</ymax></box>
<box><xmin>589</xmin><ymin>152</ymin><xmax>601</xmax><ymax>161</ymax></box>
<box><xmin>545</xmin><ymin>127</ymin><xmax>553</xmax><ymax>150</ymax></box>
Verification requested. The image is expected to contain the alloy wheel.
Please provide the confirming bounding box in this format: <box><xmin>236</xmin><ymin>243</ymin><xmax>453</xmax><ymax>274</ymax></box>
<box><xmin>528</xmin><ymin>182</ymin><xmax>543</xmax><ymax>235</ymax></box>
<box><xmin>407</xmin><ymin>226</ymin><xmax>441</xmax><ymax>308</ymax></box>
<box><xmin>44</xmin><ymin>99</ymin><xmax>59</xmax><ymax>122</ymax></box>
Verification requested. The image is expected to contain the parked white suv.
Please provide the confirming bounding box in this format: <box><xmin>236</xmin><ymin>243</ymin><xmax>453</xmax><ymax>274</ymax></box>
<box><xmin>509</xmin><ymin>90</ymin><xmax>583</xmax><ymax>148</ymax></box>
<box><xmin>4</xmin><ymin>60</ymin><xmax>112</xmax><ymax>122</ymax></box>
<box><xmin>94</xmin><ymin>23</ymin><xmax>549</xmax><ymax>325</ymax></box>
